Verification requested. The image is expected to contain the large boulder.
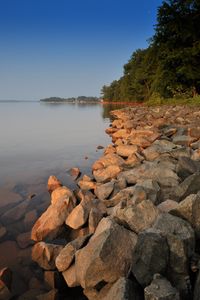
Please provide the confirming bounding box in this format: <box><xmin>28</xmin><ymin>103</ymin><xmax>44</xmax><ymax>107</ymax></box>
<box><xmin>31</xmin><ymin>195</ymin><xmax>76</xmax><ymax>242</ymax></box>
<box><xmin>62</xmin><ymin>264</ymin><xmax>79</xmax><ymax>288</ymax></box>
<box><xmin>75</xmin><ymin>217</ymin><xmax>137</xmax><ymax>289</ymax></box>
<box><xmin>47</xmin><ymin>175</ymin><xmax>62</xmax><ymax>194</ymax></box>
<box><xmin>153</xmin><ymin>213</ymin><xmax>195</xmax><ymax>298</ymax></box>
<box><xmin>32</xmin><ymin>242</ymin><xmax>63</xmax><ymax>270</ymax></box>
<box><xmin>143</xmin><ymin>140</ymin><xmax>181</xmax><ymax>161</ymax></box>
<box><xmin>92</xmin><ymin>153</ymin><xmax>125</xmax><ymax>171</ymax></box>
<box><xmin>51</xmin><ymin>186</ymin><xmax>76</xmax><ymax>205</ymax></box>
<box><xmin>116</xmin><ymin>145</ymin><xmax>138</xmax><ymax>158</ymax></box>
<box><xmin>84</xmin><ymin>277</ymin><xmax>142</xmax><ymax>300</ymax></box>
<box><xmin>170</xmin><ymin>194</ymin><xmax>200</xmax><ymax>238</ymax></box>
<box><xmin>144</xmin><ymin>274</ymin><xmax>180</xmax><ymax>300</ymax></box>
<box><xmin>170</xmin><ymin>173</ymin><xmax>200</xmax><ymax>202</ymax></box>
<box><xmin>114</xmin><ymin>200</ymin><xmax>159</xmax><ymax>234</ymax></box>
<box><xmin>131</xmin><ymin>228</ymin><xmax>169</xmax><ymax>287</ymax></box>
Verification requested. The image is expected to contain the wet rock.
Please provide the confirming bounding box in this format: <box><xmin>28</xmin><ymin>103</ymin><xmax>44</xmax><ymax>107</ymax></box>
<box><xmin>114</xmin><ymin>200</ymin><xmax>159</xmax><ymax>233</ymax></box>
<box><xmin>1</xmin><ymin>199</ymin><xmax>29</xmax><ymax>225</ymax></box>
<box><xmin>70</xmin><ymin>167</ymin><xmax>81</xmax><ymax>180</ymax></box>
<box><xmin>32</xmin><ymin>242</ymin><xmax>63</xmax><ymax>270</ymax></box>
<box><xmin>16</xmin><ymin>231</ymin><xmax>33</xmax><ymax>249</ymax></box>
<box><xmin>75</xmin><ymin>217</ymin><xmax>137</xmax><ymax>289</ymax></box>
<box><xmin>93</xmin><ymin>165</ymin><xmax>122</xmax><ymax>183</ymax></box>
<box><xmin>56</xmin><ymin>235</ymin><xmax>90</xmax><ymax>272</ymax></box>
<box><xmin>0</xmin><ymin>224</ymin><xmax>6</xmax><ymax>240</ymax></box>
<box><xmin>62</xmin><ymin>264</ymin><xmax>79</xmax><ymax>287</ymax></box>
<box><xmin>116</xmin><ymin>145</ymin><xmax>138</xmax><ymax>157</ymax></box>
<box><xmin>31</xmin><ymin>195</ymin><xmax>76</xmax><ymax>242</ymax></box>
<box><xmin>94</xmin><ymin>182</ymin><xmax>114</xmax><ymax>200</ymax></box>
<box><xmin>97</xmin><ymin>145</ymin><xmax>104</xmax><ymax>149</ymax></box>
<box><xmin>0</xmin><ymin>267</ymin><xmax>12</xmax><ymax>300</ymax></box>
<box><xmin>131</xmin><ymin>229</ymin><xmax>169</xmax><ymax>287</ymax></box>
<box><xmin>24</xmin><ymin>209</ymin><xmax>38</xmax><ymax>231</ymax></box>
<box><xmin>153</xmin><ymin>213</ymin><xmax>195</xmax><ymax>297</ymax></box>
<box><xmin>144</xmin><ymin>274</ymin><xmax>180</xmax><ymax>300</ymax></box>
<box><xmin>0</xmin><ymin>188</ymin><xmax>22</xmax><ymax>212</ymax></box>
<box><xmin>47</xmin><ymin>175</ymin><xmax>62</xmax><ymax>194</ymax></box>
<box><xmin>157</xmin><ymin>200</ymin><xmax>178</xmax><ymax>213</ymax></box>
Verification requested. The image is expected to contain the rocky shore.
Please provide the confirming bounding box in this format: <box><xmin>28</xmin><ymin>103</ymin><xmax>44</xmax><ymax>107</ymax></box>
<box><xmin>2</xmin><ymin>105</ymin><xmax>200</xmax><ymax>299</ymax></box>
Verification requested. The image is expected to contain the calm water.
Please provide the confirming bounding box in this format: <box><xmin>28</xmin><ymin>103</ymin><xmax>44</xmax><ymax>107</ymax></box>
<box><xmin>0</xmin><ymin>101</ymin><xmax>112</xmax><ymax>187</ymax></box>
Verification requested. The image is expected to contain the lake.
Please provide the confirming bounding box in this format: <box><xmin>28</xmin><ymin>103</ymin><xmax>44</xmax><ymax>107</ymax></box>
<box><xmin>0</xmin><ymin>101</ymin><xmax>126</xmax><ymax>297</ymax></box>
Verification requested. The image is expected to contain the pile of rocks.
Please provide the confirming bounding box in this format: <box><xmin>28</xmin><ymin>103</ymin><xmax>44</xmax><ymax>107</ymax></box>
<box><xmin>17</xmin><ymin>105</ymin><xmax>200</xmax><ymax>299</ymax></box>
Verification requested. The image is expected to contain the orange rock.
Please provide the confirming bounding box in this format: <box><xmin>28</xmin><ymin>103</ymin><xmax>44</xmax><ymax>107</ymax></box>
<box><xmin>47</xmin><ymin>175</ymin><xmax>62</xmax><ymax>194</ymax></box>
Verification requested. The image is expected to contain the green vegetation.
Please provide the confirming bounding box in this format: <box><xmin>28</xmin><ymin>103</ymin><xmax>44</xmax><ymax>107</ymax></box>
<box><xmin>101</xmin><ymin>0</ymin><xmax>200</xmax><ymax>103</ymax></box>
<box><xmin>40</xmin><ymin>96</ymin><xmax>100</xmax><ymax>103</ymax></box>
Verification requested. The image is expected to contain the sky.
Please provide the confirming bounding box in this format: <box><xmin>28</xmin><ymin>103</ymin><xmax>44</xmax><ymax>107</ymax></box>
<box><xmin>0</xmin><ymin>0</ymin><xmax>163</xmax><ymax>100</ymax></box>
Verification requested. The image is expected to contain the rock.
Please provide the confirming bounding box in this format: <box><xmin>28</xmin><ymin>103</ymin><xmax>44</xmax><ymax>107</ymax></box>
<box><xmin>157</xmin><ymin>200</ymin><xmax>178</xmax><ymax>213</ymax></box>
<box><xmin>65</xmin><ymin>201</ymin><xmax>90</xmax><ymax>230</ymax></box>
<box><xmin>75</xmin><ymin>217</ymin><xmax>137</xmax><ymax>289</ymax></box>
<box><xmin>55</xmin><ymin>235</ymin><xmax>90</xmax><ymax>272</ymax></box>
<box><xmin>153</xmin><ymin>213</ymin><xmax>195</xmax><ymax>297</ymax></box>
<box><xmin>192</xmin><ymin>149</ymin><xmax>200</xmax><ymax>161</ymax></box>
<box><xmin>97</xmin><ymin>145</ymin><xmax>104</xmax><ymax>149</ymax></box>
<box><xmin>116</xmin><ymin>145</ymin><xmax>138</xmax><ymax>157</ymax></box>
<box><xmin>131</xmin><ymin>229</ymin><xmax>169</xmax><ymax>287</ymax></box>
<box><xmin>70</xmin><ymin>167</ymin><xmax>81</xmax><ymax>180</ymax></box>
<box><xmin>37</xmin><ymin>289</ymin><xmax>59</xmax><ymax>300</ymax></box>
<box><xmin>171</xmin><ymin>173</ymin><xmax>200</xmax><ymax>202</ymax></box>
<box><xmin>0</xmin><ymin>224</ymin><xmax>6</xmax><ymax>240</ymax></box>
<box><xmin>93</xmin><ymin>165</ymin><xmax>122</xmax><ymax>183</ymax></box>
<box><xmin>0</xmin><ymin>188</ymin><xmax>22</xmax><ymax>212</ymax></box>
<box><xmin>103</xmin><ymin>186</ymin><xmax>136</xmax><ymax>208</ymax></box>
<box><xmin>47</xmin><ymin>175</ymin><xmax>62</xmax><ymax>193</ymax></box>
<box><xmin>32</xmin><ymin>242</ymin><xmax>63</xmax><ymax>270</ymax></box>
<box><xmin>51</xmin><ymin>186</ymin><xmax>76</xmax><ymax>205</ymax></box>
<box><xmin>0</xmin><ymin>268</ymin><xmax>12</xmax><ymax>290</ymax></box>
<box><xmin>170</xmin><ymin>194</ymin><xmax>200</xmax><ymax>238</ymax></box>
<box><xmin>144</xmin><ymin>274</ymin><xmax>180</xmax><ymax>300</ymax></box>
<box><xmin>122</xmin><ymin>160</ymin><xmax>179</xmax><ymax>188</ymax></box>
<box><xmin>143</xmin><ymin>140</ymin><xmax>180</xmax><ymax>161</ymax></box>
<box><xmin>44</xmin><ymin>271</ymin><xmax>60</xmax><ymax>289</ymax></box>
<box><xmin>112</xmin><ymin>129</ymin><xmax>130</xmax><ymax>140</ymax></box>
<box><xmin>84</xmin><ymin>277</ymin><xmax>142</xmax><ymax>300</ymax></box>
<box><xmin>18</xmin><ymin>289</ymin><xmax>45</xmax><ymax>300</ymax></box>
<box><xmin>114</xmin><ymin>200</ymin><xmax>159</xmax><ymax>233</ymax></box>
<box><xmin>1</xmin><ymin>199</ymin><xmax>29</xmax><ymax>225</ymax></box>
<box><xmin>176</xmin><ymin>156</ymin><xmax>198</xmax><ymax>179</ymax></box>
<box><xmin>0</xmin><ymin>241</ymin><xmax>19</xmax><ymax>269</ymax></box>
<box><xmin>94</xmin><ymin>182</ymin><xmax>114</xmax><ymax>200</ymax></box>
<box><xmin>92</xmin><ymin>153</ymin><xmax>125</xmax><ymax>171</ymax></box>
<box><xmin>78</xmin><ymin>179</ymin><xmax>96</xmax><ymax>191</ymax></box>
<box><xmin>173</xmin><ymin>135</ymin><xmax>195</xmax><ymax>146</ymax></box>
<box><xmin>16</xmin><ymin>231</ymin><xmax>33</xmax><ymax>249</ymax></box>
<box><xmin>62</xmin><ymin>264</ymin><xmax>79</xmax><ymax>287</ymax></box>
<box><xmin>124</xmin><ymin>153</ymin><xmax>141</xmax><ymax>168</ymax></box>
<box><xmin>31</xmin><ymin>195</ymin><xmax>76</xmax><ymax>241</ymax></box>
<box><xmin>24</xmin><ymin>209</ymin><xmax>38</xmax><ymax>231</ymax></box>
<box><xmin>89</xmin><ymin>208</ymin><xmax>103</xmax><ymax>234</ymax></box>
<box><xmin>134</xmin><ymin>179</ymin><xmax>160</xmax><ymax>204</ymax></box>
<box><xmin>194</xmin><ymin>268</ymin><xmax>200</xmax><ymax>300</ymax></box>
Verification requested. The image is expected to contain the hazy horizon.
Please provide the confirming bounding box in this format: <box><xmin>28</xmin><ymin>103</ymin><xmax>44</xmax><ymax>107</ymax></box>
<box><xmin>0</xmin><ymin>0</ymin><xmax>162</xmax><ymax>100</ymax></box>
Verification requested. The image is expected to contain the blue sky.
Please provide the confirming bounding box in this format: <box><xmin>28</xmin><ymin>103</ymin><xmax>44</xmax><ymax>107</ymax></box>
<box><xmin>0</xmin><ymin>0</ymin><xmax>163</xmax><ymax>100</ymax></box>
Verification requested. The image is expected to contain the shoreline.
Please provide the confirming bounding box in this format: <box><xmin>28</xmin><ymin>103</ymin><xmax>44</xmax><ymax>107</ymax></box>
<box><xmin>2</xmin><ymin>104</ymin><xmax>200</xmax><ymax>299</ymax></box>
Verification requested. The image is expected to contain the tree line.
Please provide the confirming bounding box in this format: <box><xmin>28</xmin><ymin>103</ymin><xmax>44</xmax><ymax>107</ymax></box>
<box><xmin>101</xmin><ymin>0</ymin><xmax>200</xmax><ymax>103</ymax></box>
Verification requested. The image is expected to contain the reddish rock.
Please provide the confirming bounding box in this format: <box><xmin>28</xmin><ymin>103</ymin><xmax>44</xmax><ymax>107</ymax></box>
<box><xmin>47</xmin><ymin>175</ymin><xmax>62</xmax><ymax>194</ymax></box>
<box><xmin>31</xmin><ymin>195</ymin><xmax>76</xmax><ymax>242</ymax></box>
<box><xmin>51</xmin><ymin>186</ymin><xmax>76</xmax><ymax>205</ymax></box>
<box><xmin>70</xmin><ymin>167</ymin><xmax>81</xmax><ymax>180</ymax></box>
<box><xmin>93</xmin><ymin>165</ymin><xmax>122</xmax><ymax>183</ymax></box>
<box><xmin>116</xmin><ymin>145</ymin><xmax>138</xmax><ymax>157</ymax></box>
<box><xmin>92</xmin><ymin>153</ymin><xmax>124</xmax><ymax>171</ymax></box>
<box><xmin>62</xmin><ymin>264</ymin><xmax>79</xmax><ymax>287</ymax></box>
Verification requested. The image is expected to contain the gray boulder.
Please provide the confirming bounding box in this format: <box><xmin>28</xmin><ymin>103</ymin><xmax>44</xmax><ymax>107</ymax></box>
<box><xmin>153</xmin><ymin>213</ymin><xmax>195</xmax><ymax>298</ymax></box>
<box><xmin>75</xmin><ymin>217</ymin><xmax>137</xmax><ymax>289</ymax></box>
<box><xmin>144</xmin><ymin>274</ymin><xmax>180</xmax><ymax>300</ymax></box>
<box><xmin>131</xmin><ymin>228</ymin><xmax>169</xmax><ymax>287</ymax></box>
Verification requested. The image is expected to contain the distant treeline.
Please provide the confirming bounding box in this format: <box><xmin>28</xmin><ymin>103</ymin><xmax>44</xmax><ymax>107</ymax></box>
<box><xmin>40</xmin><ymin>96</ymin><xmax>101</xmax><ymax>103</ymax></box>
<box><xmin>101</xmin><ymin>0</ymin><xmax>200</xmax><ymax>103</ymax></box>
